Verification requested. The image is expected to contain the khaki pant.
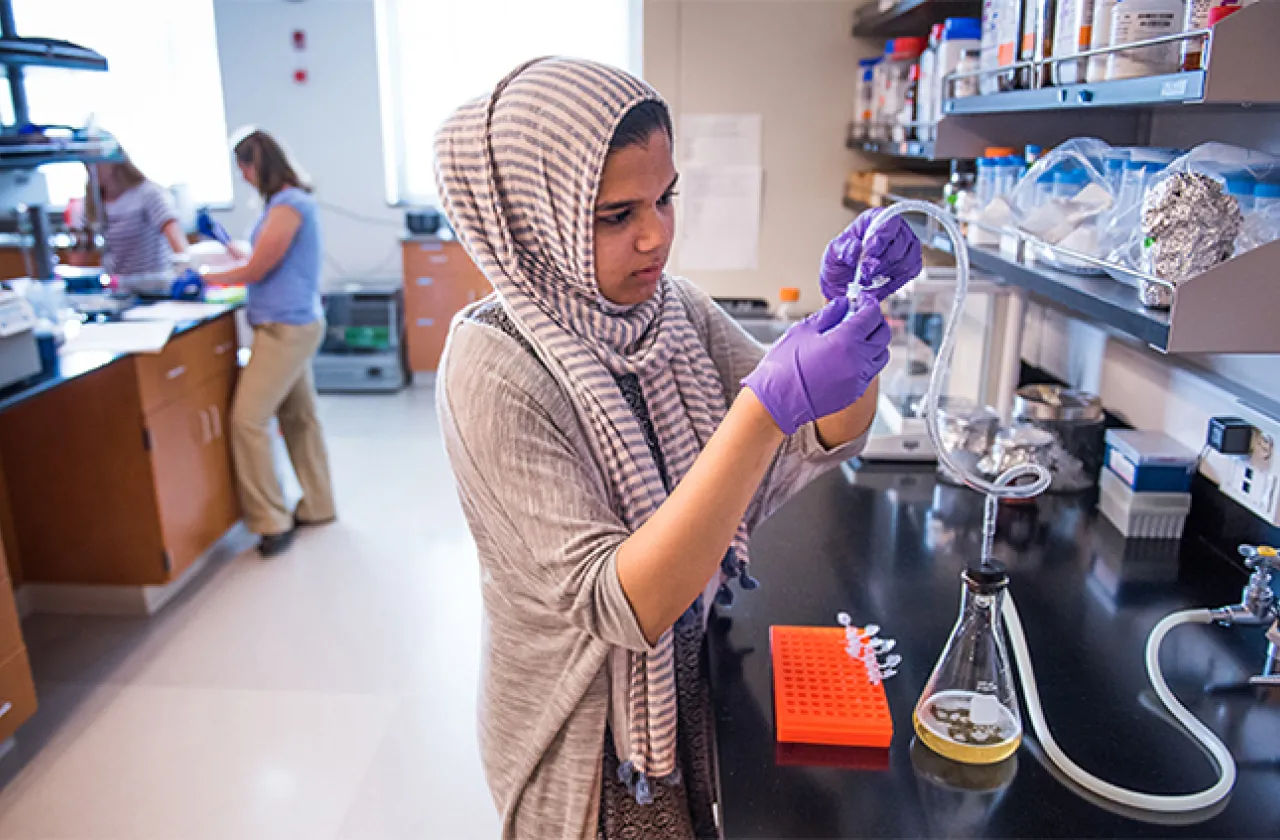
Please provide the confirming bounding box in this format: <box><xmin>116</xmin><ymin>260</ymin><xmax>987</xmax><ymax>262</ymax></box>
<box><xmin>230</xmin><ymin>320</ymin><xmax>336</xmax><ymax>535</ymax></box>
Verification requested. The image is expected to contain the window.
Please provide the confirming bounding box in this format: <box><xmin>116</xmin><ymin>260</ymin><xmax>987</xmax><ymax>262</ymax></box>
<box><xmin>1</xmin><ymin>0</ymin><xmax>233</xmax><ymax>207</ymax></box>
<box><xmin>374</xmin><ymin>0</ymin><xmax>639</xmax><ymax>206</ymax></box>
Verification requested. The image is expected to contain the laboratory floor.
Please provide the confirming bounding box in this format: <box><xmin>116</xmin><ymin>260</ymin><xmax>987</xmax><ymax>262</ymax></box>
<box><xmin>0</xmin><ymin>382</ymin><xmax>499</xmax><ymax>839</ymax></box>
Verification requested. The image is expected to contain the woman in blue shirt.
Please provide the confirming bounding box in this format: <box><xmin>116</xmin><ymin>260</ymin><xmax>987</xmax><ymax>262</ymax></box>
<box><xmin>207</xmin><ymin>129</ymin><xmax>336</xmax><ymax>556</ymax></box>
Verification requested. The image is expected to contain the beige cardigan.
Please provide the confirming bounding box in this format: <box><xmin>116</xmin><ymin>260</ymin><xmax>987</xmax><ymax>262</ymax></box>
<box><xmin>437</xmin><ymin>277</ymin><xmax>866</xmax><ymax>839</ymax></box>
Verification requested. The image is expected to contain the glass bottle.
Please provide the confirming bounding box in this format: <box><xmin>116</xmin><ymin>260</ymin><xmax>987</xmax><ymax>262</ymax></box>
<box><xmin>913</xmin><ymin>562</ymin><xmax>1022</xmax><ymax>765</ymax></box>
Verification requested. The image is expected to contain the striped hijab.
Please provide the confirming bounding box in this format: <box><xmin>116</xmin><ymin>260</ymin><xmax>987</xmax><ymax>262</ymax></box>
<box><xmin>434</xmin><ymin>58</ymin><xmax>753</xmax><ymax>796</ymax></box>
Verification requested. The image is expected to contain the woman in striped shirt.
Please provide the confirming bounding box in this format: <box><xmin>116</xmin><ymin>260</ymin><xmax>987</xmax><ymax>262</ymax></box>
<box><xmin>92</xmin><ymin>153</ymin><xmax>190</xmax><ymax>280</ymax></box>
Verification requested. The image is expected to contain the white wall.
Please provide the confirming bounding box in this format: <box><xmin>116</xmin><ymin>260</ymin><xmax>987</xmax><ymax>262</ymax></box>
<box><xmin>644</xmin><ymin>0</ymin><xmax>873</xmax><ymax>310</ymax></box>
<box><xmin>212</xmin><ymin>0</ymin><xmax>402</xmax><ymax>289</ymax></box>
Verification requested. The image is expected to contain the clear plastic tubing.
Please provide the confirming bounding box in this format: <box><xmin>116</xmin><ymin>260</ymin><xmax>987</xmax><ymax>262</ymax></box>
<box><xmin>856</xmin><ymin>200</ymin><xmax>1237</xmax><ymax>813</ymax></box>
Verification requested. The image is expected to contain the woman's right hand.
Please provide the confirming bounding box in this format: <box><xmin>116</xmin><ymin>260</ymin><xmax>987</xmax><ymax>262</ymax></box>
<box><xmin>742</xmin><ymin>293</ymin><xmax>891</xmax><ymax>435</ymax></box>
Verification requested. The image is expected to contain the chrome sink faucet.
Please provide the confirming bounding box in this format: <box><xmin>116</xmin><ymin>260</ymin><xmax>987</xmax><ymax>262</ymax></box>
<box><xmin>1211</xmin><ymin>545</ymin><xmax>1280</xmax><ymax>687</ymax></box>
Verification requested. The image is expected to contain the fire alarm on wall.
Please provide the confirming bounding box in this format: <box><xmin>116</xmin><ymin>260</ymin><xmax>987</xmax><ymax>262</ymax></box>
<box><xmin>292</xmin><ymin>30</ymin><xmax>306</xmax><ymax>50</ymax></box>
<box><xmin>294</xmin><ymin>68</ymin><xmax>308</xmax><ymax>84</ymax></box>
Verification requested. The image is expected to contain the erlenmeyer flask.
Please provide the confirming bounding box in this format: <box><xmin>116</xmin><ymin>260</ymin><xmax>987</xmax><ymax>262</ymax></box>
<box><xmin>914</xmin><ymin>562</ymin><xmax>1021</xmax><ymax>764</ymax></box>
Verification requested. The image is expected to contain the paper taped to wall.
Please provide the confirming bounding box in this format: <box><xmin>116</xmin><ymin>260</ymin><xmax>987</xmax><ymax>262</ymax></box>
<box><xmin>676</xmin><ymin>165</ymin><xmax>764</xmax><ymax>272</ymax></box>
<box><xmin>675</xmin><ymin>113</ymin><xmax>765</xmax><ymax>272</ymax></box>
<box><xmin>679</xmin><ymin>113</ymin><xmax>763</xmax><ymax>168</ymax></box>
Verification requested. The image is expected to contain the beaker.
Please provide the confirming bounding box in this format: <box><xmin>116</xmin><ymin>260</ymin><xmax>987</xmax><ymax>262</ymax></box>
<box><xmin>914</xmin><ymin>562</ymin><xmax>1022</xmax><ymax>764</ymax></box>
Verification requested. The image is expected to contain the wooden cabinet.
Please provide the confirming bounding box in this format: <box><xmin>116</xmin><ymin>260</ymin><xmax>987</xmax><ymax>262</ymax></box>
<box><xmin>0</xmin><ymin>648</ymin><xmax>37</xmax><ymax>743</ymax></box>
<box><xmin>135</xmin><ymin>316</ymin><xmax>237</xmax><ymax>414</ymax></box>
<box><xmin>0</xmin><ymin>536</ymin><xmax>36</xmax><ymax>743</ymax></box>
<box><xmin>148</xmin><ymin>372</ymin><xmax>238</xmax><ymax>579</ymax></box>
<box><xmin>401</xmin><ymin>239</ymin><xmax>491</xmax><ymax>372</ymax></box>
<box><xmin>0</xmin><ymin>313</ymin><xmax>241</xmax><ymax>586</ymax></box>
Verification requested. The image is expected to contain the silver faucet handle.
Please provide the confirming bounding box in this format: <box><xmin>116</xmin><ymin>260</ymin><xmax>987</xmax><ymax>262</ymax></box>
<box><xmin>1239</xmin><ymin>544</ymin><xmax>1280</xmax><ymax>572</ymax></box>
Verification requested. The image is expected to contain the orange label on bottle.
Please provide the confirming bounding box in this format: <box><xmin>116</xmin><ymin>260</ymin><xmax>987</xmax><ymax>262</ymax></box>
<box><xmin>1022</xmin><ymin>33</ymin><xmax>1034</xmax><ymax>55</ymax></box>
<box><xmin>1079</xmin><ymin>25</ymin><xmax>1092</xmax><ymax>48</ymax></box>
<box><xmin>998</xmin><ymin>42</ymin><xmax>1016</xmax><ymax>66</ymax></box>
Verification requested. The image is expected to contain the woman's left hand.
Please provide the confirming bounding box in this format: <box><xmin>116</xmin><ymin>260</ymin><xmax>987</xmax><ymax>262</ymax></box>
<box><xmin>819</xmin><ymin>208</ymin><xmax>923</xmax><ymax>302</ymax></box>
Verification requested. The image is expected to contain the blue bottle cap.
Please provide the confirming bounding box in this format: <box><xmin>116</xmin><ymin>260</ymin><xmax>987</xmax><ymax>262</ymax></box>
<box><xmin>942</xmin><ymin>17</ymin><xmax>982</xmax><ymax>41</ymax></box>
<box><xmin>859</xmin><ymin>57</ymin><xmax>882</xmax><ymax>67</ymax></box>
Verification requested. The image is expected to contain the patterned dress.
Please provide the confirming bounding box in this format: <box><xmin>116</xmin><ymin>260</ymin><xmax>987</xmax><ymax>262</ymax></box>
<box><xmin>472</xmin><ymin>302</ymin><xmax>718</xmax><ymax>839</ymax></box>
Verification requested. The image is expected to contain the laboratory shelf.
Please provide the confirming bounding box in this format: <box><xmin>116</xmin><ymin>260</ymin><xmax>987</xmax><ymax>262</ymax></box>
<box><xmin>0</xmin><ymin>37</ymin><xmax>107</xmax><ymax>72</ymax></box>
<box><xmin>942</xmin><ymin>2</ymin><xmax>1280</xmax><ymax>118</ymax></box>
<box><xmin>0</xmin><ymin>136</ymin><xmax>120</xmax><ymax>170</ymax></box>
<box><xmin>944</xmin><ymin>72</ymin><xmax>1207</xmax><ymax>116</ymax></box>
<box><xmin>852</xmin><ymin>0</ymin><xmax>980</xmax><ymax>38</ymax></box>
<box><xmin>849</xmin><ymin>135</ymin><xmax>937</xmax><ymax>160</ymax></box>
<box><xmin>894</xmin><ymin>211</ymin><xmax>1280</xmax><ymax>354</ymax></box>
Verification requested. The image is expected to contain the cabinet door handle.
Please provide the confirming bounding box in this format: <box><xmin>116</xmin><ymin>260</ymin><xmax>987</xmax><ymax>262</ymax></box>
<box><xmin>166</xmin><ymin>364</ymin><xmax>187</xmax><ymax>381</ymax></box>
<box><xmin>429</xmin><ymin>255</ymin><xmax>448</xmax><ymax>264</ymax></box>
<box><xmin>214</xmin><ymin>341</ymin><xmax>234</xmax><ymax>356</ymax></box>
<box><xmin>209</xmin><ymin>405</ymin><xmax>222</xmax><ymax>440</ymax></box>
<box><xmin>416</xmin><ymin>277</ymin><xmax>434</xmax><ymax>286</ymax></box>
<box><xmin>416</xmin><ymin>318</ymin><xmax>434</xmax><ymax>327</ymax></box>
<box><xmin>0</xmin><ymin>701</ymin><xmax>11</xmax><ymax>719</ymax></box>
<box><xmin>199</xmin><ymin>408</ymin><xmax>211</xmax><ymax>445</ymax></box>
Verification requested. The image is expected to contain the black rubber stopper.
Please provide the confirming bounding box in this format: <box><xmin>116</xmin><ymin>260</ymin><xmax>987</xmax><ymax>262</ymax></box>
<box><xmin>964</xmin><ymin>560</ymin><xmax>1009</xmax><ymax>591</ymax></box>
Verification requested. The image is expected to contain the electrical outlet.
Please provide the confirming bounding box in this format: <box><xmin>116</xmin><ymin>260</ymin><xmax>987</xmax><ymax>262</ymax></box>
<box><xmin>1221</xmin><ymin>452</ymin><xmax>1280</xmax><ymax>527</ymax></box>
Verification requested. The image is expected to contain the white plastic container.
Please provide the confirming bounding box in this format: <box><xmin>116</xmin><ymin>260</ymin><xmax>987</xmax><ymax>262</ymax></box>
<box><xmin>981</xmin><ymin>0</ymin><xmax>1004</xmax><ymax>94</ymax></box>
<box><xmin>983</xmin><ymin>0</ymin><xmax>1024</xmax><ymax>93</ymax></box>
<box><xmin>918</xmin><ymin>25</ymin><xmax>944</xmax><ymax>141</ymax></box>
<box><xmin>1106</xmin><ymin>0</ymin><xmax>1185</xmax><ymax>81</ymax></box>
<box><xmin>1053</xmin><ymin>0</ymin><xmax>1095</xmax><ymax>83</ymax></box>
<box><xmin>955</xmin><ymin>49</ymin><xmax>983</xmax><ymax>98</ymax></box>
<box><xmin>852</xmin><ymin>58</ymin><xmax>880</xmax><ymax>139</ymax></box>
<box><xmin>1099</xmin><ymin>468</ymin><xmax>1192</xmax><ymax>539</ymax></box>
<box><xmin>880</xmin><ymin>37</ymin><xmax>926</xmax><ymax>141</ymax></box>
<box><xmin>1086</xmin><ymin>0</ymin><xmax>1119</xmax><ymax>81</ymax></box>
<box><xmin>930</xmin><ymin>18</ymin><xmax>983</xmax><ymax>126</ymax></box>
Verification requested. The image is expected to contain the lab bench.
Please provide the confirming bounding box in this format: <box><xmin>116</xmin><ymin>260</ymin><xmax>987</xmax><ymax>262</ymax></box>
<box><xmin>0</xmin><ymin>306</ymin><xmax>242</xmax><ymax>588</ymax></box>
<box><xmin>710</xmin><ymin>462</ymin><xmax>1280</xmax><ymax>838</ymax></box>
<box><xmin>0</xmin><ymin>303</ymin><xmax>240</xmax><ymax>754</ymax></box>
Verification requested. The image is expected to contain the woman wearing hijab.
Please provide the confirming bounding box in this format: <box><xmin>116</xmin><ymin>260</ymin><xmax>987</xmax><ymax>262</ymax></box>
<box><xmin>435</xmin><ymin>58</ymin><xmax>921</xmax><ymax>839</ymax></box>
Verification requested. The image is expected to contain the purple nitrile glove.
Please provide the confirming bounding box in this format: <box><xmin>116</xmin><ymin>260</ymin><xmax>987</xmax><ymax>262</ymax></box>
<box><xmin>742</xmin><ymin>292</ymin><xmax>891</xmax><ymax>436</ymax></box>
<box><xmin>819</xmin><ymin>208</ymin><xmax>923</xmax><ymax>302</ymax></box>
